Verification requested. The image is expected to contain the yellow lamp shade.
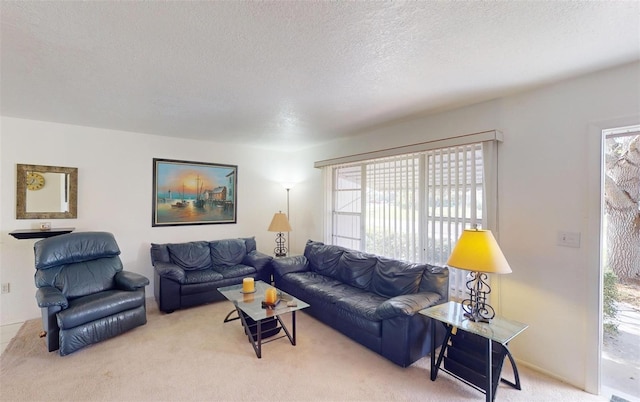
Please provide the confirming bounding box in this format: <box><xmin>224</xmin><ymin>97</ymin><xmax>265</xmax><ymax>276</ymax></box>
<box><xmin>446</xmin><ymin>229</ymin><xmax>512</xmax><ymax>274</ymax></box>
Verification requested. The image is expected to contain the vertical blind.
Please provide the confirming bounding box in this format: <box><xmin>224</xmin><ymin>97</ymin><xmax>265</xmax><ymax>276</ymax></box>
<box><xmin>324</xmin><ymin>142</ymin><xmax>489</xmax><ymax>301</ymax></box>
<box><xmin>425</xmin><ymin>144</ymin><xmax>484</xmax><ymax>300</ymax></box>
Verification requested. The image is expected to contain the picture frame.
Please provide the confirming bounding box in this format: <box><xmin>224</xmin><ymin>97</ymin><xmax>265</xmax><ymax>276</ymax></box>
<box><xmin>152</xmin><ymin>158</ymin><xmax>237</xmax><ymax>227</ymax></box>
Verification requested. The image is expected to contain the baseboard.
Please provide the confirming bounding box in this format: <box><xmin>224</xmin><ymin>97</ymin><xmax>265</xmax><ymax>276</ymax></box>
<box><xmin>514</xmin><ymin>358</ymin><xmax>591</xmax><ymax>394</ymax></box>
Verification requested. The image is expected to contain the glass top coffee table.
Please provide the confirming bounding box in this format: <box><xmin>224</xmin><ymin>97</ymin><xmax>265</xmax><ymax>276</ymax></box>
<box><xmin>218</xmin><ymin>280</ymin><xmax>309</xmax><ymax>358</ymax></box>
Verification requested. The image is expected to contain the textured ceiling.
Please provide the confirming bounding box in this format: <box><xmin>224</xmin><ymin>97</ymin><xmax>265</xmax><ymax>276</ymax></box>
<box><xmin>1</xmin><ymin>1</ymin><xmax>639</xmax><ymax>150</ymax></box>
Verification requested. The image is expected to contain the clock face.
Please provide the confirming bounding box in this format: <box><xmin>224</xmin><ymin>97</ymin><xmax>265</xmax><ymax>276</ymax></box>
<box><xmin>26</xmin><ymin>172</ymin><xmax>45</xmax><ymax>191</ymax></box>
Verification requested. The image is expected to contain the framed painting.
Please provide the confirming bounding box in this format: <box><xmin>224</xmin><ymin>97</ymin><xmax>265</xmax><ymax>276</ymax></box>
<box><xmin>152</xmin><ymin>158</ymin><xmax>237</xmax><ymax>226</ymax></box>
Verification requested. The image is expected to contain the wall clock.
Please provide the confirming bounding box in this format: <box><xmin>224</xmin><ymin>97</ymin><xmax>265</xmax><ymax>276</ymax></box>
<box><xmin>26</xmin><ymin>172</ymin><xmax>46</xmax><ymax>191</ymax></box>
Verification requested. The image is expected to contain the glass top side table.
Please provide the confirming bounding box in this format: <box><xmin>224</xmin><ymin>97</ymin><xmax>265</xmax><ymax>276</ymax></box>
<box><xmin>420</xmin><ymin>301</ymin><xmax>528</xmax><ymax>402</ymax></box>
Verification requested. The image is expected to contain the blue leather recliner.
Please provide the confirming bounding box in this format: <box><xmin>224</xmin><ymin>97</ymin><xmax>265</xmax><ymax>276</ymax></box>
<box><xmin>34</xmin><ymin>231</ymin><xmax>149</xmax><ymax>355</ymax></box>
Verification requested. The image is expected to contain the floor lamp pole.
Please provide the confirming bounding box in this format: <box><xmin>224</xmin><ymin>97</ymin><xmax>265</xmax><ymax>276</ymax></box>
<box><xmin>286</xmin><ymin>188</ymin><xmax>290</xmax><ymax>254</ymax></box>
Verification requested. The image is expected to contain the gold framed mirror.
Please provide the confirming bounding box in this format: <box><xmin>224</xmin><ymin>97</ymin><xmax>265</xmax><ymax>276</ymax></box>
<box><xmin>16</xmin><ymin>164</ymin><xmax>78</xmax><ymax>219</ymax></box>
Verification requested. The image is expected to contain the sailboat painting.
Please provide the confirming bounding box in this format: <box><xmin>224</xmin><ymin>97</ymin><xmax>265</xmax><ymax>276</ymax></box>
<box><xmin>152</xmin><ymin>158</ymin><xmax>237</xmax><ymax>226</ymax></box>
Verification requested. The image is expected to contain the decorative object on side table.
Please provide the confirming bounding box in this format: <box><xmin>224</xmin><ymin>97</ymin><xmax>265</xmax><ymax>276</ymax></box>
<box><xmin>267</xmin><ymin>211</ymin><xmax>292</xmax><ymax>257</ymax></box>
<box><xmin>446</xmin><ymin>227</ymin><xmax>511</xmax><ymax>322</ymax></box>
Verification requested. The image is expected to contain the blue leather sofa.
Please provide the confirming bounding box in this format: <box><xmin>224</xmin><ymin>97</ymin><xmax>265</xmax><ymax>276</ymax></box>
<box><xmin>273</xmin><ymin>240</ymin><xmax>449</xmax><ymax>367</ymax></box>
<box><xmin>150</xmin><ymin>237</ymin><xmax>272</xmax><ymax>313</ymax></box>
<box><xmin>34</xmin><ymin>232</ymin><xmax>150</xmax><ymax>356</ymax></box>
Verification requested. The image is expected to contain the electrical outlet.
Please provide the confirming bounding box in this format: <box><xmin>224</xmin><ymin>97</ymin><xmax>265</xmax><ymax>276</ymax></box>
<box><xmin>557</xmin><ymin>231</ymin><xmax>581</xmax><ymax>248</ymax></box>
<box><xmin>1</xmin><ymin>283</ymin><xmax>10</xmax><ymax>294</ymax></box>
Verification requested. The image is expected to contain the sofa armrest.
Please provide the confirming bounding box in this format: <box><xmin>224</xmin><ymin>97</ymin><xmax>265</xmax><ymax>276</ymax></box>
<box><xmin>115</xmin><ymin>271</ymin><xmax>150</xmax><ymax>290</ymax></box>
<box><xmin>272</xmin><ymin>255</ymin><xmax>309</xmax><ymax>277</ymax></box>
<box><xmin>242</xmin><ymin>250</ymin><xmax>273</xmax><ymax>272</ymax></box>
<box><xmin>153</xmin><ymin>261</ymin><xmax>186</xmax><ymax>283</ymax></box>
<box><xmin>36</xmin><ymin>286</ymin><xmax>68</xmax><ymax>309</ymax></box>
<box><xmin>376</xmin><ymin>292</ymin><xmax>443</xmax><ymax>319</ymax></box>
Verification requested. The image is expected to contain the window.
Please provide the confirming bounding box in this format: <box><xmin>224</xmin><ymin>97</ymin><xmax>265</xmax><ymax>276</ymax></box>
<box><xmin>332</xmin><ymin>165</ymin><xmax>363</xmax><ymax>250</ymax></box>
<box><xmin>319</xmin><ymin>132</ymin><xmax>500</xmax><ymax>301</ymax></box>
<box><xmin>425</xmin><ymin>145</ymin><xmax>484</xmax><ymax>300</ymax></box>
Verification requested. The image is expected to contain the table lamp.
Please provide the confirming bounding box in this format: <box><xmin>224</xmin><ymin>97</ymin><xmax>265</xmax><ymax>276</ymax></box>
<box><xmin>268</xmin><ymin>211</ymin><xmax>292</xmax><ymax>257</ymax></box>
<box><xmin>446</xmin><ymin>228</ymin><xmax>512</xmax><ymax>322</ymax></box>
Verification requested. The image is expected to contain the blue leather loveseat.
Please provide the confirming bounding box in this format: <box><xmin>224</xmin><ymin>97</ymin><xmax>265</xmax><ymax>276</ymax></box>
<box><xmin>273</xmin><ymin>240</ymin><xmax>449</xmax><ymax>367</ymax></box>
<box><xmin>150</xmin><ymin>237</ymin><xmax>272</xmax><ymax>313</ymax></box>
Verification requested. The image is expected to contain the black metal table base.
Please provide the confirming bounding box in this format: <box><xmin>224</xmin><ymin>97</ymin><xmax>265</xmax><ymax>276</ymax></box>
<box><xmin>224</xmin><ymin>307</ymin><xmax>297</xmax><ymax>358</ymax></box>
<box><xmin>430</xmin><ymin>321</ymin><xmax>522</xmax><ymax>402</ymax></box>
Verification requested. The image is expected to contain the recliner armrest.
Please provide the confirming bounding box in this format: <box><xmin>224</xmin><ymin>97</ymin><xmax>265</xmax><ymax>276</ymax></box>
<box><xmin>272</xmin><ymin>255</ymin><xmax>309</xmax><ymax>276</ymax></box>
<box><xmin>376</xmin><ymin>292</ymin><xmax>443</xmax><ymax>319</ymax></box>
<box><xmin>153</xmin><ymin>261</ymin><xmax>186</xmax><ymax>283</ymax></box>
<box><xmin>36</xmin><ymin>286</ymin><xmax>68</xmax><ymax>309</ymax></box>
<box><xmin>115</xmin><ymin>271</ymin><xmax>150</xmax><ymax>290</ymax></box>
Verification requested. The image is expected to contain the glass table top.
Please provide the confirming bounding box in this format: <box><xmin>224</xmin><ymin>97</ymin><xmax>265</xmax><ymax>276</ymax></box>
<box><xmin>419</xmin><ymin>301</ymin><xmax>528</xmax><ymax>345</ymax></box>
<box><xmin>218</xmin><ymin>280</ymin><xmax>309</xmax><ymax>322</ymax></box>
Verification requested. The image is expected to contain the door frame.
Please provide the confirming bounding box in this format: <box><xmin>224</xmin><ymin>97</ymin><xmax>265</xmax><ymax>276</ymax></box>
<box><xmin>586</xmin><ymin>116</ymin><xmax>640</xmax><ymax>394</ymax></box>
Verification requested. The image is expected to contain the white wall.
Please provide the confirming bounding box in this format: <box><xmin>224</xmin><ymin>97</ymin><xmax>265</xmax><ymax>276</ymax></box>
<box><xmin>298</xmin><ymin>61</ymin><xmax>640</xmax><ymax>391</ymax></box>
<box><xmin>0</xmin><ymin>118</ymin><xmax>315</xmax><ymax>325</ymax></box>
<box><xmin>1</xmin><ymin>61</ymin><xmax>638</xmax><ymax>393</ymax></box>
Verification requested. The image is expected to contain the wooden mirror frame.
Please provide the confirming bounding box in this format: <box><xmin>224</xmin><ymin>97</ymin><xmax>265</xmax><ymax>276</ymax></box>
<box><xmin>16</xmin><ymin>164</ymin><xmax>78</xmax><ymax>219</ymax></box>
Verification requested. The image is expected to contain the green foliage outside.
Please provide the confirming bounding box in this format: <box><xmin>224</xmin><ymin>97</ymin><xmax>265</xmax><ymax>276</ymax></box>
<box><xmin>603</xmin><ymin>270</ymin><xmax>619</xmax><ymax>336</ymax></box>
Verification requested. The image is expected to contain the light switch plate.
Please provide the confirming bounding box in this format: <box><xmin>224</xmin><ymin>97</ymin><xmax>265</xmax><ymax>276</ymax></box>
<box><xmin>1</xmin><ymin>283</ymin><xmax>10</xmax><ymax>294</ymax></box>
<box><xmin>557</xmin><ymin>231</ymin><xmax>581</xmax><ymax>248</ymax></box>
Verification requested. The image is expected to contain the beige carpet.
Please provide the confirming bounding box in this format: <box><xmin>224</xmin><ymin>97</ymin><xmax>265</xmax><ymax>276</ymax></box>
<box><xmin>0</xmin><ymin>299</ymin><xmax>605</xmax><ymax>402</ymax></box>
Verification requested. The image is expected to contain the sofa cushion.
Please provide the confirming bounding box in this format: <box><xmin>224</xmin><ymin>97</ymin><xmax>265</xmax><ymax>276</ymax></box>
<box><xmin>213</xmin><ymin>264</ymin><xmax>256</xmax><ymax>279</ymax></box>
<box><xmin>335</xmin><ymin>306</ymin><xmax>382</xmax><ymax>337</ymax></box>
<box><xmin>57</xmin><ymin>289</ymin><xmax>145</xmax><ymax>329</ymax></box>
<box><xmin>210</xmin><ymin>239</ymin><xmax>247</xmax><ymax>266</ymax></box>
<box><xmin>168</xmin><ymin>242</ymin><xmax>212</xmax><ymax>271</ymax></box>
<box><xmin>282</xmin><ymin>272</ymin><xmax>350</xmax><ymax>303</ymax></box>
<box><xmin>241</xmin><ymin>237</ymin><xmax>257</xmax><ymax>253</ymax></box>
<box><xmin>183</xmin><ymin>269</ymin><xmax>224</xmax><ymax>285</ymax></box>
<box><xmin>336</xmin><ymin>251</ymin><xmax>376</xmax><ymax>289</ymax></box>
<box><xmin>335</xmin><ymin>291</ymin><xmax>387</xmax><ymax>321</ymax></box>
<box><xmin>418</xmin><ymin>264</ymin><xmax>450</xmax><ymax>300</ymax></box>
<box><xmin>306</xmin><ymin>242</ymin><xmax>345</xmax><ymax>279</ymax></box>
<box><xmin>150</xmin><ymin>243</ymin><xmax>171</xmax><ymax>265</ymax></box>
<box><xmin>370</xmin><ymin>258</ymin><xmax>424</xmax><ymax>298</ymax></box>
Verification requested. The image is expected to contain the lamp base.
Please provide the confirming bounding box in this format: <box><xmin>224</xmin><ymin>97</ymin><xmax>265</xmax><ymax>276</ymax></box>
<box><xmin>463</xmin><ymin>311</ymin><xmax>491</xmax><ymax>323</ymax></box>
<box><xmin>461</xmin><ymin>271</ymin><xmax>496</xmax><ymax>323</ymax></box>
<box><xmin>273</xmin><ymin>232</ymin><xmax>288</xmax><ymax>257</ymax></box>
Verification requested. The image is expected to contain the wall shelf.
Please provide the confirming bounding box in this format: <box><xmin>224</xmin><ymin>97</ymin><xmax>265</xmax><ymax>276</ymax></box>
<box><xmin>9</xmin><ymin>228</ymin><xmax>75</xmax><ymax>240</ymax></box>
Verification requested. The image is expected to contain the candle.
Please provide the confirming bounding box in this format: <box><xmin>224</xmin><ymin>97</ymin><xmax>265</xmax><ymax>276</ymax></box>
<box><xmin>265</xmin><ymin>287</ymin><xmax>277</xmax><ymax>304</ymax></box>
<box><xmin>242</xmin><ymin>277</ymin><xmax>255</xmax><ymax>293</ymax></box>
